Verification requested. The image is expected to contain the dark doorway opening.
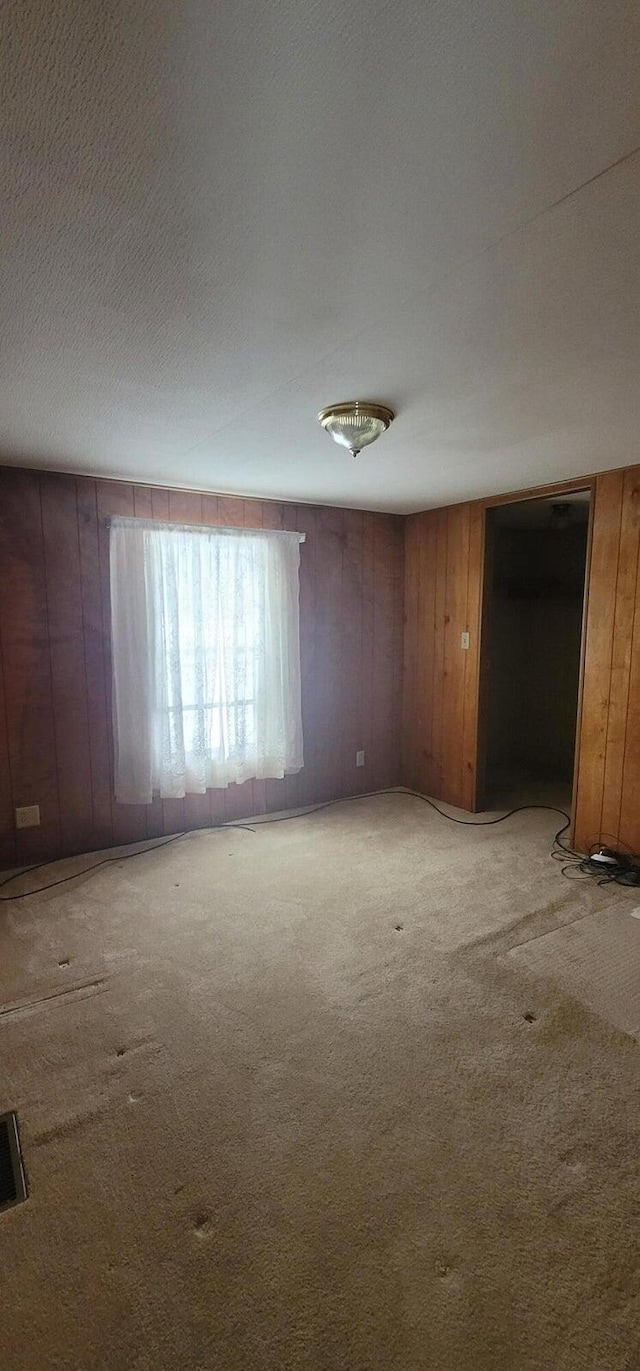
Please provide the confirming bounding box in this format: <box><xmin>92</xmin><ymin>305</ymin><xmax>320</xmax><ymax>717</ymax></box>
<box><xmin>478</xmin><ymin>492</ymin><xmax>591</xmax><ymax>813</ymax></box>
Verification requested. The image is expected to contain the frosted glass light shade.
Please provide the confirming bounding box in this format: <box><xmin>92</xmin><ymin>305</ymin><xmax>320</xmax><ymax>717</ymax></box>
<box><xmin>318</xmin><ymin>402</ymin><xmax>394</xmax><ymax>457</ymax></box>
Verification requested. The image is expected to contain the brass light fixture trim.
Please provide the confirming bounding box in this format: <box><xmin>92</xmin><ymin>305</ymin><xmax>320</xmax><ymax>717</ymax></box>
<box><xmin>317</xmin><ymin>401</ymin><xmax>395</xmax><ymax>458</ymax></box>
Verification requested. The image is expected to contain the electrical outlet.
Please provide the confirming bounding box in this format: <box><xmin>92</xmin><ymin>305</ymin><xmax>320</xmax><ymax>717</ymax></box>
<box><xmin>15</xmin><ymin>805</ymin><xmax>40</xmax><ymax>830</ymax></box>
<box><xmin>460</xmin><ymin>632</ymin><xmax>470</xmax><ymax>650</ymax></box>
<box><xmin>356</xmin><ymin>750</ymin><xmax>365</xmax><ymax>767</ymax></box>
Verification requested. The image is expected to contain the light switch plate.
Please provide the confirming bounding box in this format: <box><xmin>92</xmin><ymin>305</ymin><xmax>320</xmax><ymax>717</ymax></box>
<box><xmin>460</xmin><ymin>632</ymin><xmax>470</xmax><ymax>650</ymax></box>
<box><xmin>15</xmin><ymin>805</ymin><xmax>40</xmax><ymax>829</ymax></box>
<box><xmin>356</xmin><ymin>750</ymin><xmax>365</xmax><ymax>767</ymax></box>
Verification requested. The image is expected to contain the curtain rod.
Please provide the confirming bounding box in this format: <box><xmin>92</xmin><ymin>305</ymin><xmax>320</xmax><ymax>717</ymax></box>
<box><xmin>107</xmin><ymin>515</ymin><xmax>305</xmax><ymax>542</ymax></box>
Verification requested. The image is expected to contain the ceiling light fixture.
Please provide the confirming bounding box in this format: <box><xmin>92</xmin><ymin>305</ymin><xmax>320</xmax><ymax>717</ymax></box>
<box><xmin>317</xmin><ymin>401</ymin><xmax>395</xmax><ymax>458</ymax></box>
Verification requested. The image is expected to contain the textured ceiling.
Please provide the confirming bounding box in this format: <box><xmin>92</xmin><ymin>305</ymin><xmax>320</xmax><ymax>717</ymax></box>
<box><xmin>2</xmin><ymin>0</ymin><xmax>640</xmax><ymax>512</ymax></box>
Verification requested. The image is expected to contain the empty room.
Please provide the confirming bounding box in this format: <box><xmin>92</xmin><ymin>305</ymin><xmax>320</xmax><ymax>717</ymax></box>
<box><xmin>1</xmin><ymin>3</ymin><xmax>640</xmax><ymax>1368</ymax></box>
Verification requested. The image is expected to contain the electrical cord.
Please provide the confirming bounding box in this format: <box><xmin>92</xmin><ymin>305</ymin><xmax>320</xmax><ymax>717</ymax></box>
<box><xmin>0</xmin><ymin>788</ymin><xmax>586</xmax><ymax>903</ymax></box>
<box><xmin>0</xmin><ymin>824</ymin><xmax>257</xmax><ymax>901</ymax></box>
<box><xmin>550</xmin><ymin>828</ymin><xmax>640</xmax><ymax>886</ymax></box>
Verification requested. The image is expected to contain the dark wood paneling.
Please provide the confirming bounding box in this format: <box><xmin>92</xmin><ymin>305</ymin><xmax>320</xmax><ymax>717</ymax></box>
<box><xmin>132</xmin><ymin>485</ymin><xmax>153</xmax><ymax>518</ymax></box>
<box><xmin>7</xmin><ymin>458</ymin><xmax>640</xmax><ymax>864</ymax></box>
<box><xmin>430</xmin><ymin>512</ymin><xmax>449</xmax><ymax>797</ymax></box>
<box><xmin>40</xmin><ymin>474</ymin><xmax>94</xmax><ymax>856</ymax></box>
<box><xmin>201</xmin><ymin>492</ymin><xmax>219</xmax><ymax>527</ymax></box>
<box><xmin>372</xmin><ymin>514</ymin><xmax>404</xmax><ymax>795</ymax></box>
<box><xmin>76</xmin><ymin>477</ymin><xmax>113</xmax><ymax>849</ymax></box>
<box><xmin>341</xmin><ymin>508</ymin><xmax>364</xmax><ymax>797</ymax></box>
<box><xmin>0</xmin><ymin>471</ymin><xmax>61</xmax><ymax>863</ymax></box>
<box><xmin>0</xmin><ymin>469</ymin><xmax>403</xmax><ymax>864</ymax></box>
<box><xmin>294</xmin><ymin>504</ymin><xmax>318</xmax><ymax>810</ymax></box>
<box><xmin>401</xmin><ymin>516</ymin><xmax>419</xmax><ymax>792</ymax></box>
<box><xmin>242</xmin><ymin>498</ymin><xmax>265</xmax><ymax>819</ymax></box>
<box><xmin>0</xmin><ymin>631</ymin><xmax>16</xmax><ymax>867</ymax></box>
<box><xmin>416</xmin><ymin>513</ymin><xmax>438</xmax><ymax>795</ymax></box>
<box><xmin>218</xmin><ymin>495</ymin><xmax>244</xmax><ymax>528</ymax></box>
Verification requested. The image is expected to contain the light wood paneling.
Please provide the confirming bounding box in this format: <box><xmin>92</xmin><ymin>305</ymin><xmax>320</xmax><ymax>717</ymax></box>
<box><xmin>402</xmin><ymin>503</ymin><xmax>483</xmax><ymax>810</ymax></box>
<box><xmin>571</xmin><ymin>472</ymin><xmax>624</xmax><ymax>848</ymax></box>
<box><xmin>403</xmin><ymin>465</ymin><xmax>640</xmax><ymax>855</ymax></box>
<box><xmin>0</xmin><ymin>469</ymin><xmax>404</xmax><ymax>864</ymax></box>
<box><xmin>602</xmin><ymin>472</ymin><xmax>640</xmax><ymax>840</ymax></box>
<box><xmin>431</xmin><ymin>512</ymin><xmax>449</xmax><ymax>797</ymax></box>
<box><xmin>441</xmin><ymin>503</ymin><xmax>471</xmax><ymax>804</ymax></box>
<box><xmin>461</xmin><ymin>502</ymin><xmax>485</xmax><ymax>811</ymax></box>
<box><xmin>574</xmin><ymin>466</ymin><xmax>640</xmax><ymax>854</ymax></box>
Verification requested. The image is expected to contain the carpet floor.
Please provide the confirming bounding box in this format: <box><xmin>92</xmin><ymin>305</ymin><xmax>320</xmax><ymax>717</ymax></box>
<box><xmin>0</xmin><ymin>792</ymin><xmax>639</xmax><ymax>1370</ymax></box>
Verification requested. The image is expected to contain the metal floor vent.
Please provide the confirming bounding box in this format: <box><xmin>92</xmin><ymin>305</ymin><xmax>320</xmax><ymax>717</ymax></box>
<box><xmin>0</xmin><ymin>1112</ymin><xmax>27</xmax><ymax>1212</ymax></box>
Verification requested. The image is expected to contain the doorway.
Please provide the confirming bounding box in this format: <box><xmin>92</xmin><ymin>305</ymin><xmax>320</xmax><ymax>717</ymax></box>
<box><xmin>478</xmin><ymin>492</ymin><xmax>591</xmax><ymax>813</ymax></box>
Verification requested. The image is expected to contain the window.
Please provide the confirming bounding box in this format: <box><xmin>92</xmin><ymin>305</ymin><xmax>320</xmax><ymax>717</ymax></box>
<box><xmin>109</xmin><ymin>517</ymin><xmax>304</xmax><ymax>803</ymax></box>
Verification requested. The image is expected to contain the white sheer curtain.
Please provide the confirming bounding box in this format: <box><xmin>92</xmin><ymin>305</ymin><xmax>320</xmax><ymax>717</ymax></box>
<box><xmin>109</xmin><ymin>517</ymin><xmax>304</xmax><ymax>803</ymax></box>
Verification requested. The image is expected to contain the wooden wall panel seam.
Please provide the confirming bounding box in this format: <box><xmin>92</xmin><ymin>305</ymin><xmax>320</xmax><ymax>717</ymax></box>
<box><xmin>75</xmin><ymin>485</ymin><xmax>97</xmax><ymax>838</ymax></box>
<box><xmin>599</xmin><ymin>477</ymin><xmax>640</xmax><ymax>842</ymax></box>
<box><xmin>428</xmin><ymin>513</ymin><xmax>443</xmax><ymax>798</ymax></box>
<box><xmin>83</xmin><ymin>478</ymin><xmax>114</xmax><ymax>846</ymax></box>
<box><xmin>460</xmin><ymin>503</ymin><xmax>484</xmax><ymax>811</ymax></box>
<box><xmin>0</xmin><ymin>631</ymin><xmax>17</xmax><ymax>865</ymax></box>
<box><xmin>615</xmin><ymin>486</ymin><xmax>640</xmax><ymax>852</ymax></box>
<box><xmin>572</xmin><ymin>472</ymin><xmax>624</xmax><ymax>852</ymax></box>
<box><xmin>37</xmin><ymin>475</ymin><xmax>64</xmax><ymax>848</ymax></box>
<box><xmin>597</xmin><ymin>492</ymin><xmax>624</xmax><ymax>843</ymax></box>
<box><xmin>458</xmin><ymin>505</ymin><xmax>472</xmax><ymax>806</ymax></box>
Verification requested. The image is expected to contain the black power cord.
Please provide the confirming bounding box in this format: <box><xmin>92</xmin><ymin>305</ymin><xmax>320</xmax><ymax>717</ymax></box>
<box><xmin>0</xmin><ymin>788</ymin><xmax>579</xmax><ymax>903</ymax></box>
<box><xmin>551</xmin><ymin>831</ymin><xmax>640</xmax><ymax>887</ymax></box>
<box><xmin>0</xmin><ymin>824</ymin><xmax>256</xmax><ymax>902</ymax></box>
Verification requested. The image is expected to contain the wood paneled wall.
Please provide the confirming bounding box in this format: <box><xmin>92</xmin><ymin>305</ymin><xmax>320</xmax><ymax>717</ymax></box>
<box><xmin>0</xmin><ymin>469</ymin><xmax>404</xmax><ymax>866</ymax></box>
<box><xmin>573</xmin><ymin>466</ymin><xmax>640</xmax><ymax>855</ymax></box>
<box><xmin>402</xmin><ymin>464</ymin><xmax>640</xmax><ymax>856</ymax></box>
<box><xmin>4</xmin><ymin>460</ymin><xmax>640</xmax><ymax>867</ymax></box>
<box><xmin>402</xmin><ymin>501</ymin><xmax>483</xmax><ymax>810</ymax></box>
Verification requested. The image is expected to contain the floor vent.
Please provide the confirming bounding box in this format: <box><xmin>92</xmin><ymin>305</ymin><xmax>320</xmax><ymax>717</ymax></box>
<box><xmin>0</xmin><ymin>1112</ymin><xmax>27</xmax><ymax>1212</ymax></box>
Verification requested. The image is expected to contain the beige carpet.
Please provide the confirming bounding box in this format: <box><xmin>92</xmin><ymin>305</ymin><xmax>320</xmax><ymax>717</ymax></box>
<box><xmin>506</xmin><ymin>904</ymin><xmax>640</xmax><ymax>1042</ymax></box>
<box><xmin>0</xmin><ymin>792</ymin><xmax>639</xmax><ymax>1370</ymax></box>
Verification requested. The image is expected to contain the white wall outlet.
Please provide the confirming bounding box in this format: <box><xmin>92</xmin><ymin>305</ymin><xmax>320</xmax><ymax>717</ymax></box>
<box><xmin>356</xmin><ymin>750</ymin><xmax>365</xmax><ymax>767</ymax></box>
<box><xmin>460</xmin><ymin>631</ymin><xmax>470</xmax><ymax>650</ymax></box>
<box><xmin>15</xmin><ymin>805</ymin><xmax>40</xmax><ymax>829</ymax></box>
